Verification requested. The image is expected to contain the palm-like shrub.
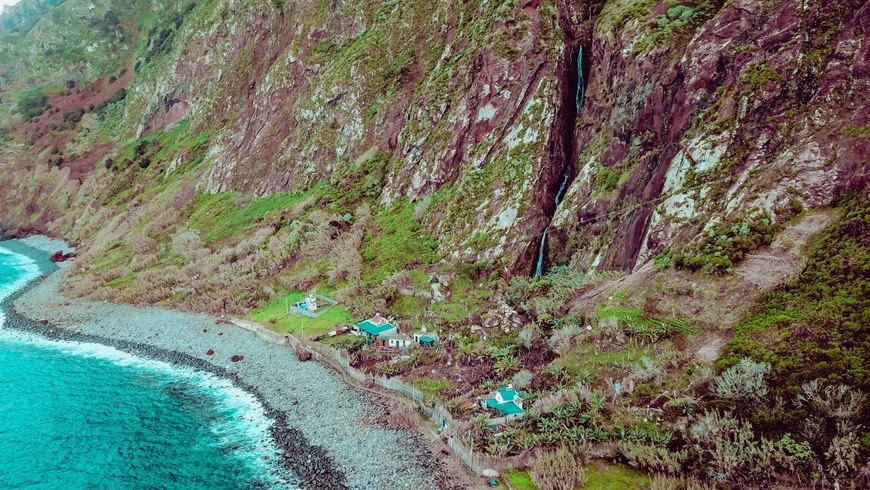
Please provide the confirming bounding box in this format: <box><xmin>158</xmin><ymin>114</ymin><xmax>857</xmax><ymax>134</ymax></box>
<box><xmin>530</xmin><ymin>446</ymin><xmax>586</xmax><ymax>490</ymax></box>
<box><xmin>494</xmin><ymin>355</ymin><xmax>520</xmax><ymax>377</ymax></box>
<box><xmin>713</xmin><ymin>358</ymin><xmax>770</xmax><ymax>400</ymax></box>
<box><xmin>619</xmin><ymin>441</ymin><xmax>687</xmax><ymax>475</ymax></box>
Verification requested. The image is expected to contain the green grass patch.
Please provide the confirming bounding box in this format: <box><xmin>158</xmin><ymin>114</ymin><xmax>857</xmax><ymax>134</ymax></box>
<box><xmin>507</xmin><ymin>471</ymin><xmax>536</xmax><ymax>490</ymax></box>
<box><xmin>409</xmin><ymin>378</ymin><xmax>455</xmax><ymax>403</ymax></box>
<box><xmin>361</xmin><ymin>201</ymin><xmax>437</xmax><ymax>281</ymax></box>
<box><xmin>429</xmin><ymin>275</ymin><xmax>492</xmax><ymax>322</ymax></box>
<box><xmin>741</xmin><ymin>62</ymin><xmax>783</xmax><ymax>90</ymax></box>
<box><xmin>842</xmin><ymin>124</ymin><xmax>870</xmax><ymax>137</ymax></box>
<box><xmin>596</xmin><ymin>304</ymin><xmax>700</xmax><ymax>340</ymax></box>
<box><xmin>105</xmin><ymin>273</ymin><xmax>138</xmax><ymax>289</ymax></box>
<box><xmin>319</xmin><ymin>334</ymin><xmax>365</xmax><ymax>350</ymax></box>
<box><xmin>594</xmin><ymin>166</ymin><xmax>623</xmax><ymax>193</ymax></box>
<box><xmin>187</xmin><ymin>184</ymin><xmax>323</xmax><ymax>244</ymax></box>
<box><xmin>583</xmin><ymin>460</ymin><xmax>650</xmax><ymax>489</ymax></box>
<box><xmin>246</xmin><ymin>291</ymin><xmax>354</xmax><ymax>338</ymax></box>
<box><xmin>429</xmin><ymin>301</ymin><xmax>469</xmax><ymax>323</ymax></box>
<box><xmin>90</xmin><ymin>243</ymin><xmax>131</xmax><ymax>271</ymax></box>
<box><xmin>555</xmin><ymin>343</ymin><xmax>650</xmax><ymax>379</ymax></box>
<box><xmin>391</xmin><ymin>295</ymin><xmax>428</xmax><ymax>317</ymax></box>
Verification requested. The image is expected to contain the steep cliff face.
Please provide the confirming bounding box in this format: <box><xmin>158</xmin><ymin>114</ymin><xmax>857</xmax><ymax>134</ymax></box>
<box><xmin>0</xmin><ymin>0</ymin><xmax>867</xmax><ymax>301</ymax></box>
<box><xmin>3</xmin><ymin>2</ymin><xmax>867</xmax><ymax>482</ymax></box>
<box><xmin>549</xmin><ymin>0</ymin><xmax>868</xmax><ymax>272</ymax></box>
<box><xmin>114</xmin><ymin>0</ymin><xmax>563</xmax><ymax>264</ymax></box>
<box><xmin>116</xmin><ymin>0</ymin><xmax>867</xmax><ymax>274</ymax></box>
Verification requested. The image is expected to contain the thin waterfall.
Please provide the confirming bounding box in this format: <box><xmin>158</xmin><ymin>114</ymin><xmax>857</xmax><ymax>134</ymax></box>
<box><xmin>555</xmin><ymin>166</ymin><xmax>571</xmax><ymax>206</ymax></box>
<box><xmin>533</xmin><ymin>37</ymin><xmax>588</xmax><ymax>278</ymax></box>
<box><xmin>576</xmin><ymin>45</ymin><xmax>586</xmax><ymax>111</ymax></box>
<box><xmin>534</xmin><ymin>227</ymin><xmax>549</xmax><ymax>278</ymax></box>
<box><xmin>536</xmin><ymin>45</ymin><xmax>584</xmax><ymax>279</ymax></box>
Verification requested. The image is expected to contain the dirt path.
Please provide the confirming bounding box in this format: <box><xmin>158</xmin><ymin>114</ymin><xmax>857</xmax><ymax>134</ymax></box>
<box><xmin>569</xmin><ymin>210</ymin><xmax>837</xmax><ymax>355</ymax></box>
<box><xmin>695</xmin><ymin>336</ymin><xmax>727</xmax><ymax>363</ymax></box>
<box><xmin>735</xmin><ymin>210</ymin><xmax>836</xmax><ymax>288</ymax></box>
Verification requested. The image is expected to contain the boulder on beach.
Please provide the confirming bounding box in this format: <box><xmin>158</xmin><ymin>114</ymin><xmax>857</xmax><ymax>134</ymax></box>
<box><xmin>231</xmin><ymin>355</ymin><xmax>244</xmax><ymax>362</ymax></box>
<box><xmin>49</xmin><ymin>251</ymin><xmax>76</xmax><ymax>262</ymax></box>
<box><xmin>295</xmin><ymin>344</ymin><xmax>311</xmax><ymax>362</ymax></box>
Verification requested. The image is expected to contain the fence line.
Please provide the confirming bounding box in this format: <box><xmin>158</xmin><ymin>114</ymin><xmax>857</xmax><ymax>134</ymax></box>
<box><xmin>228</xmin><ymin>317</ymin><xmax>523</xmax><ymax>476</ymax></box>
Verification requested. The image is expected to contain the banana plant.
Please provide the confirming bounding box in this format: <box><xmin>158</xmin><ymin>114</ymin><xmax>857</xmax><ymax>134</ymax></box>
<box><xmin>588</xmin><ymin>391</ymin><xmax>607</xmax><ymax>412</ymax></box>
<box><xmin>494</xmin><ymin>355</ymin><xmax>520</xmax><ymax>376</ymax></box>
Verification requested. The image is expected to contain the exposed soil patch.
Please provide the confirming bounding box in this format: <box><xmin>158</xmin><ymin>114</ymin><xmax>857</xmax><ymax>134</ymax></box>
<box><xmin>695</xmin><ymin>335</ymin><xmax>727</xmax><ymax>363</ymax></box>
<box><xmin>8</xmin><ymin>68</ymin><xmax>132</xmax><ymax>178</ymax></box>
<box><xmin>66</xmin><ymin>142</ymin><xmax>114</xmax><ymax>182</ymax></box>
<box><xmin>735</xmin><ymin>210</ymin><xmax>836</xmax><ymax>288</ymax></box>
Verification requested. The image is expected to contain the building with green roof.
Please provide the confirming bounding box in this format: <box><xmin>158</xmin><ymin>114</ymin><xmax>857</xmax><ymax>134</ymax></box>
<box><xmin>413</xmin><ymin>328</ymin><xmax>438</xmax><ymax>347</ymax></box>
<box><xmin>353</xmin><ymin>314</ymin><xmax>398</xmax><ymax>342</ymax></box>
<box><xmin>483</xmin><ymin>384</ymin><xmax>525</xmax><ymax>419</ymax></box>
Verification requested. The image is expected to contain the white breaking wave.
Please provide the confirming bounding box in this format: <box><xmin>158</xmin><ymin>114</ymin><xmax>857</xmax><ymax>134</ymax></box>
<box><xmin>0</xmin><ymin>246</ymin><xmax>42</xmax><ymax>303</ymax></box>
<box><xmin>0</xmin><ymin>329</ymin><xmax>297</xmax><ymax>488</ymax></box>
<box><xmin>0</xmin><ymin>243</ymin><xmax>294</xmax><ymax>488</ymax></box>
<box><xmin>0</xmin><ymin>245</ymin><xmax>43</xmax><ymax>328</ymax></box>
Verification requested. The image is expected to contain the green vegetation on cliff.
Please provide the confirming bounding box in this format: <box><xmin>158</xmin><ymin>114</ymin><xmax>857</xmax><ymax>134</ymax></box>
<box><xmin>720</xmin><ymin>194</ymin><xmax>870</xmax><ymax>444</ymax></box>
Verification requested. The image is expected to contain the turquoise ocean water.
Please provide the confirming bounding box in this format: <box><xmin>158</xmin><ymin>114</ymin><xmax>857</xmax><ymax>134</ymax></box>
<box><xmin>0</xmin><ymin>246</ymin><xmax>295</xmax><ymax>489</ymax></box>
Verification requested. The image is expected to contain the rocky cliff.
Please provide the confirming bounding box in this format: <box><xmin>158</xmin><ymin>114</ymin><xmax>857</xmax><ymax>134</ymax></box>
<box><xmin>6</xmin><ymin>0</ymin><xmax>870</xmax><ymax>282</ymax></box>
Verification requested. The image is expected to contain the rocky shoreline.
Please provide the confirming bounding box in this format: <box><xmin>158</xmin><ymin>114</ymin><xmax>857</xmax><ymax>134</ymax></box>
<box><xmin>1</xmin><ymin>237</ymin><xmax>444</xmax><ymax>490</ymax></box>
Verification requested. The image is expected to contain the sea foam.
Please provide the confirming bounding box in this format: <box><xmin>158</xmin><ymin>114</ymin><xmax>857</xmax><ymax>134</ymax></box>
<box><xmin>0</xmin><ymin>245</ymin><xmax>296</xmax><ymax>488</ymax></box>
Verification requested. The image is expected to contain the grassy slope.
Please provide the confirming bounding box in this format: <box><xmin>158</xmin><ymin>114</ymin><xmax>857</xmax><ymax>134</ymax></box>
<box><xmin>719</xmin><ymin>192</ymin><xmax>870</xmax><ymax>437</ymax></box>
<box><xmin>506</xmin><ymin>462</ymin><xmax>649</xmax><ymax>490</ymax></box>
<box><xmin>246</xmin><ymin>291</ymin><xmax>354</xmax><ymax>338</ymax></box>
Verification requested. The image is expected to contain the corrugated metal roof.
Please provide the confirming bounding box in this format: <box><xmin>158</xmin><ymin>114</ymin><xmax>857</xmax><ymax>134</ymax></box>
<box><xmin>356</xmin><ymin>319</ymin><xmax>396</xmax><ymax>335</ymax></box>
<box><xmin>497</xmin><ymin>387</ymin><xmax>518</xmax><ymax>400</ymax></box>
<box><xmin>486</xmin><ymin>399</ymin><xmax>524</xmax><ymax>415</ymax></box>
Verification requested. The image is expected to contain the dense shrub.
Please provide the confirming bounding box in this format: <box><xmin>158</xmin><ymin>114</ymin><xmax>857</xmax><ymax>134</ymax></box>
<box><xmin>719</xmin><ymin>194</ymin><xmax>869</xmax><ymax>438</ymax></box>
<box><xmin>92</xmin><ymin>88</ymin><xmax>127</xmax><ymax>115</ymax></box>
<box><xmin>713</xmin><ymin>358</ymin><xmax>770</xmax><ymax>401</ymax></box>
<box><xmin>53</xmin><ymin>107</ymin><xmax>86</xmax><ymax>131</ymax></box>
<box><xmin>530</xmin><ymin>446</ymin><xmax>586</xmax><ymax>490</ymax></box>
<box><xmin>674</xmin><ymin>212</ymin><xmax>778</xmax><ymax>274</ymax></box>
<box><xmin>594</xmin><ymin>166</ymin><xmax>622</xmax><ymax>192</ymax></box>
<box><xmin>16</xmin><ymin>89</ymin><xmax>50</xmax><ymax>119</ymax></box>
<box><xmin>620</xmin><ymin>441</ymin><xmax>686</xmax><ymax>475</ymax></box>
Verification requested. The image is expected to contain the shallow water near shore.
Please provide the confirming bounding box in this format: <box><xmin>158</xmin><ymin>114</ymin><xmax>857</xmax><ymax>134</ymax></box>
<box><xmin>0</xmin><ymin>245</ymin><xmax>296</xmax><ymax>489</ymax></box>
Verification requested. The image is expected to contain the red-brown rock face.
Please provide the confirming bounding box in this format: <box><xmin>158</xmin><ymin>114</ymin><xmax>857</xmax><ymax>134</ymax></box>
<box><xmin>2</xmin><ymin>0</ymin><xmax>867</xmax><ymax>277</ymax></box>
<box><xmin>551</xmin><ymin>0</ymin><xmax>868</xmax><ymax>271</ymax></box>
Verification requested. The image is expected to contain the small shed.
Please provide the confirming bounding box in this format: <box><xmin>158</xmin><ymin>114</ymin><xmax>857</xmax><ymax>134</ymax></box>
<box><xmin>412</xmin><ymin>326</ymin><xmax>438</xmax><ymax>347</ymax></box>
<box><xmin>376</xmin><ymin>333</ymin><xmax>413</xmax><ymax>350</ymax></box>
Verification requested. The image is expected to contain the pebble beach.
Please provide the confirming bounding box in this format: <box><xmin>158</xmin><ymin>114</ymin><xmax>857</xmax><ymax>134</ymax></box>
<box><xmin>1</xmin><ymin>237</ymin><xmax>445</xmax><ymax>490</ymax></box>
